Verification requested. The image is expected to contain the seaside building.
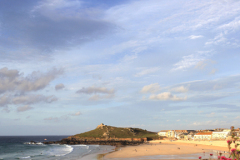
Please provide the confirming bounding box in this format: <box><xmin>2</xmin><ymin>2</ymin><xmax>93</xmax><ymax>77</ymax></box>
<box><xmin>186</xmin><ymin>131</ymin><xmax>197</xmax><ymax>140</ymax></box>
<box><xmin>175</xmin><ymin>130</ymin><xmax>188</xmax><ymax>139</ymax></box>
<box><xmin>175</xmin><ymin>130</ymin><xmax>188</xmax><ymax>133</ymax></box>
<box><xmin>194</xmin><ymin>132</ymin><xmax>212</xmax><ymax>140</ymax></box>
<box><xmin>167</xmin><ymin>130</ymin><xmax>176</xmax><ymax>138</ymax></box>
<box><xmin>212</xmin><ymin>130</ymin><xmax>230</xmax><ymax>139</ymax></box>
<box><xmin>158</xmin><ymin>130</ymin><xmax>169</xmax><ymax>137</ymax></box>
<box><xmin>158</xmin><ymin>130</ymin><xmax>177</xmax><ymax>138</ymax></box>
<box><xmin>176</xmin><ymin>133</ymin><xmax>189</xmax><ymax>139</ymax></box>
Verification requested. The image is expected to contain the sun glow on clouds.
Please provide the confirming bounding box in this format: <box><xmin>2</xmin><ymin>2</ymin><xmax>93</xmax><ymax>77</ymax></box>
<box><xmin>141</xmin><ymin>83</ymin><xmax>160</xmax><ymax>93</ymax></box>
<box><xmin>141</xmin><ymin>83</ymin><xmax>187</xmax><ymax>101</ymax></box>
<box><xmin>149</xmin><ymin>92</ymin><xmax>187</xmax><ymax>101</ymax></box>
<box><xmin>171</xmin><ymin>86</ymin><xmax>188</xmax><ymax>93</ymax></box>
<box><xmin>17</xmin><ymin>105</ymin><xmax>33</xmax><ymax>112</ymax></box>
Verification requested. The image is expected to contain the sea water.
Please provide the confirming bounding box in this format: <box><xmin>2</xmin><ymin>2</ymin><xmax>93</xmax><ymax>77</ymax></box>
<box><xmin>0</xmin><ymin>136</ymin><xmax>115</xmax><ymax>160</ymax></box>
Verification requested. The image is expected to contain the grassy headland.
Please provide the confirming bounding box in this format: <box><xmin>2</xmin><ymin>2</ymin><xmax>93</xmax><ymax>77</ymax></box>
<box><xmin>74</xmin><ymin>125</ymin><xmax>159</xmax><ymax>139</ymax></box>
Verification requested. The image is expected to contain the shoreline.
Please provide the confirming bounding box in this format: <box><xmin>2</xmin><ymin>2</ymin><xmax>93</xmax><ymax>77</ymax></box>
<box><xmin>47</xmin><ymin>144</ymin><xmax>116</xmax><ymax>160</ymax></box>
<box><xmin>104</xmin><ymin>140</ymin><xmax>230</xmax><ymax>159</ymax></box>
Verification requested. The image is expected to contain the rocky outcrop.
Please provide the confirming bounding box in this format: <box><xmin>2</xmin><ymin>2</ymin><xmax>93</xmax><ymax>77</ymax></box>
<box><xmin>43</xmin><ymin>136</ymin><xmax>147</xmax><ymax>146</ymax></box>
<box><xmin>97</xmin><ymin>123</ymin><xmax>106</xmax><ymax>129</ymax></box>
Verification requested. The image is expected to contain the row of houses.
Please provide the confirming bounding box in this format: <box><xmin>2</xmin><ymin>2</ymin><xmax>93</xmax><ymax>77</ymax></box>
<box><xmin>158</xmin><ymin>129</ymin><xmax>234</xmax><ymax>140</ymax></box>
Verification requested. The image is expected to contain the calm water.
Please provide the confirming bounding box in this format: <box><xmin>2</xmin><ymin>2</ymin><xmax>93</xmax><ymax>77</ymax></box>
<box><xmin>0</xmin><ymin>136</ymin><xmax>115</xmax><ymax>160</ymax></box>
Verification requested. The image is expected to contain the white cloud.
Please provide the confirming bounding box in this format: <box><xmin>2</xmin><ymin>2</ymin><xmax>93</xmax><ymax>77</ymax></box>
<box><xmin>135</xmin><ymin>67</ymin><xmax>160</xmax><ymax>77</ymax></box>
<box><xmin>172</xmin><ymin>51</ymin><xmax>213</xmax><ymax>71</ymax></box>
<box><xmin>0</xmin><ymin>94</ymin><xmax>57</xmax><ymax>113</ymax></box>
<box><xmin>17</xmin><ymin>105</ymin><xmax>33</xmax><ymax>112</ymax></box>
<box><xmin>205</xmin><ymin>33</ymin><xmax>226</xmax><ymax>45</ymax></box>
<box><xmin>12</xmin><ymin>95</ymin><xmax>57</xmax><ymax>105</ymax></box>
<box><xmin>0</xmin><ymin>67</ymin><xmax>60</xmax><ymax>111</ymax></box>
<box><xmin>0</xmin><ymin>67</ymin><xmax>63</xmax><ymax>93</ymax></box>
<box><xmin>76</xmin><ymin>86</ymin><xmax>115</xmax><ymax>101</ymax></box>
<box><xmin>141</xmin><ymin>83</ymin><xmax>160</xmax><ymax>93</ymax></box>
<box><xmin>218</xmin><ymin>17</ymin><xmax>240</xmax><ymax>32</ymax></box>
<box><xmin>180</xmin><ymin>74</ymin><xmax>240</xmax><ymax>92</ymax></box>
<box><xmin>171</xmin><ymin>86</ymin><xmax>188</xmax><ymax>93</ymax></box>
<box><xmin>149</xmin><ymin>92</ymin><xmax>187</xmax><ymax>101</ymax></box>
<box><xmin>189</xmin><ymin>35</ymin><xmax>203</xmax><ymax>39</ymax></box>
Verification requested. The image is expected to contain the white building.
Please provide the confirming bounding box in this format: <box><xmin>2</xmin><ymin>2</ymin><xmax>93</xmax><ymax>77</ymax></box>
<box><xmin>158</xmin><ymin>130</ymin><xmax>169</xmax><ymax>137</ymax></box>
<box><xmin>212</xmin><ymin>131</ymin><xmax>230</xmax><ymax>139</ymax></box>
<box><xmin>194</xmin><ymin>132</ymin><xmax>212</xmax><ymax>140</ymax></box>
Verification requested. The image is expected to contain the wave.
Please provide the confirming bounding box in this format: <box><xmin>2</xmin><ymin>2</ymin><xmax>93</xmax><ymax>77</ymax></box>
<box><xmin>19</xmin><ymin>156</ymin><xmax>31</xmax><ymax>159</ymax></box>
<box><xmin>74</xmin><ymin>144</ymin><xmax>88</xmax><ymax>146</ymax></box>
<box><xmin>73</xmin><ymin>145</ymin><xmax>90</xmax><ymax>149</ymax></box>
<box><xmin>24</xmin><ymin>142</ymin><xmax>44</xmax><ymax>145</ymax></box>
<box><xmin>54</xmin><ymin>145</ymin><xmax>73</xmax><ymax>157</ymax></box>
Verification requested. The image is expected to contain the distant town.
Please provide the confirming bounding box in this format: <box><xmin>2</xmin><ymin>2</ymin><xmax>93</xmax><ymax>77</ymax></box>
<box><xmin>157</xmin><ymin>127</ymin><xmax>238</xmax><ymax>140</ymax></box>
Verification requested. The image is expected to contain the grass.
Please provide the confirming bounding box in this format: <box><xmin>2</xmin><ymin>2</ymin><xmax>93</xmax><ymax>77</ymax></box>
<box><xmin>74</xmin><ymin>125</ymin><xmax>160</xmax><ymax>139</ymax></box>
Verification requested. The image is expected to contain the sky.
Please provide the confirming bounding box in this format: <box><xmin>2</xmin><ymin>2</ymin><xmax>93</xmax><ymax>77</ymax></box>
<box><xmin>1</xmin><ymin>0</ymin><xmax>240</xmax><ymax>135</ymax></box>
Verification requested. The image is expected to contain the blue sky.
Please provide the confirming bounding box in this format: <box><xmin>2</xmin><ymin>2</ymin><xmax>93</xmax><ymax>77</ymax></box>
<box><xmin>1</xmin><ymin>0</ymin><xmax>240</xmax><ymax>135</ymax></box>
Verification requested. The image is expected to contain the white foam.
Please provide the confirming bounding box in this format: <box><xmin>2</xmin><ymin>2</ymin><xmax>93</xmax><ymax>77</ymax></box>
<box><xmin>74</xmin><ymin>144</ymin><xmax>87</xmax><ymax>146</ymax></box>
<box><xmin>54</xmin><ymin>145</ymin><xmax>73</xmax><ymax>157</ymax></box>
<box><xmin>20</xmin><ymin>156</ymin><xmax>31</xmax><ymax>159</ymax></box>
<box><xmin>24</xmin><ymin>142</ymin><xmax>43</xmax><ymax>145</ymax></box>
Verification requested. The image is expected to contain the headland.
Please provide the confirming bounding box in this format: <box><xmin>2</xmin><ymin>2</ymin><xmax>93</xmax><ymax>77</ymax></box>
<box><xmin>43</xmin><ymin>123</ymin><xmax>160</xmax><ymax>146</ymax></box>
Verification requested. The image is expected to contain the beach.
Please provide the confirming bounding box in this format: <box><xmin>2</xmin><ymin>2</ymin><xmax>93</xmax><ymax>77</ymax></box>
<box><xmin>104</xmin><ymin>140</ymin><xmax>231</xmax><ymax>159</ymax></box>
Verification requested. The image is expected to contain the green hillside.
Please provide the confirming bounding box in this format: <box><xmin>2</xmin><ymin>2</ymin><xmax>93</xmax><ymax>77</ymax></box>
<box><xmin>74</xmin><ymin>124</ymin><xmax>159</xmax><ymax>139</ymax></box>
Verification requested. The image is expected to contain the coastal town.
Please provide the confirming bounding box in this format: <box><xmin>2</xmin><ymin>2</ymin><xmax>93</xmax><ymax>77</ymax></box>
<box><xmin>157</xmin><ymin>126</ymin><xmax>238</xmax><ymax>140</ymax></box>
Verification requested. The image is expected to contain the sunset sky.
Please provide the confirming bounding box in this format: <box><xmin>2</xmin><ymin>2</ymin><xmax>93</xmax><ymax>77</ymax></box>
<box><xmin>1</xmin><ymin>0</ymin><xmax>240</xmax><ymax>135</ymax></box>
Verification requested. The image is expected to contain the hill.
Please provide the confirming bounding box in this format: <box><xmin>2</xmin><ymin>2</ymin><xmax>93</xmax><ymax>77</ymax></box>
<box><xmin>74</xmin><ymin>123</ymin><xmax>159</xmax><ymax>139</ymax></box>
<box><xmin>44</xmin><ymin>123</ymin><xmax>161</xmax><ymax>145</ymax></box>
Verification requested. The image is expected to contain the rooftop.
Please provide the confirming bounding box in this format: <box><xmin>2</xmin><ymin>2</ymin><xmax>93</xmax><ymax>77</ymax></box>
<box><xmin>195</xmin><ymin>132</ymin><xmax>212</xmax><ymax>135</ymax></box>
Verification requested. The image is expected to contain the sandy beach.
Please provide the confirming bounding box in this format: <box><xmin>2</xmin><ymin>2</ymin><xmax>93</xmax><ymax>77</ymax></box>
<box><xmin>104</xmin><ymin>140</ymin><xmax>231</xmax><ymax>159</ymax></box>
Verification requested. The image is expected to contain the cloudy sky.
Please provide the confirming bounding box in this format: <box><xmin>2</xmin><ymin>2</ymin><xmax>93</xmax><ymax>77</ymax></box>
<box><xmin>1</xmin><ymin>0</ymin><xmax>240</xmax><ymax>135</ymax></box>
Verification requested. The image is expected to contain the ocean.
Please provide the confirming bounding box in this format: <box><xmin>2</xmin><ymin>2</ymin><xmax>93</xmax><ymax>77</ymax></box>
<box><xmin>0</xmin><ymin>136</ymin><xmax>115</xmax><ymax>160</ymax></box>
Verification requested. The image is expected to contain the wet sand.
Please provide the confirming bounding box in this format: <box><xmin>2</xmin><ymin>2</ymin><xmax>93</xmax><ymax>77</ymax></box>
<box><xmin>104</xmin><ymin>140</ymin><xmax>230</xmax><ymax>159</ymax></box>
